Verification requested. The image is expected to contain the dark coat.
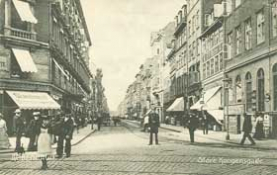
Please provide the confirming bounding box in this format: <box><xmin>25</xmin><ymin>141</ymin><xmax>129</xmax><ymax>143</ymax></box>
<box><xmin>242</xmin><ymin>116</ymin><xmax>252</xmax><ymax>133</ymax></box>
<box><xmin>57</xmin><ymin>117</ymin><xmax>74</xmax><ymax>139</ymax></box>
<box><xmin>148</xmin><ymin>112</ymin><xmax>160</xmax><ymax>133</ymax></box>
<box><xmin>15</xmin><ymin>116</ymin><xmax>25</xmax><ymax>136</ymax></box>
<box><xmin>26</xmin><ymin>119</ymin><xmax>41</xmax><ymax>137</ymax></box>
<box><xmin>186</xmin><ymin>115</ymin><xmax>199</xmax><ymax>130</ymax></box>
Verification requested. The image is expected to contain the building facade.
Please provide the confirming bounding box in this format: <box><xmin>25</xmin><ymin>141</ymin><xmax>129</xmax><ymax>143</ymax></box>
<box><xmin>150</xmin><ymin>22</ymin><xmax>175</xmax><ymax>122</ymax></box>
<box><xmin>186</xmin><ymin>0</ymin><xmax>202</xmax><ymax>107</ymax></box>
<box><xmin>0</xmin><ymin>0</ymin><xmax>92</xmax><ymax>134</ymax></box>
<box><xmin>224</xmin><ymin>0</ymin><xmax>277</xmax><ymax>137</ymax></box>
<box><xmin>166</xmin><ymin>5</ymin><xmax>188</xmax><ymax>125</ymax></box>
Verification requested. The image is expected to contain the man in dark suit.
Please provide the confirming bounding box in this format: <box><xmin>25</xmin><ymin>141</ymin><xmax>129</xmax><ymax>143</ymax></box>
<box><xmin>27</xmin><ymin>112</ymin><xmax>41</xmax><ymax>151</ymax></box>
<box><xmin>185</xmin><ymin>113</ymin><xmax>199</xmax><ymax>143</ymax></box>
<box><xmin>148</xmin><ymin>106</ymin><xmax>160</xmax><ymax>145</ymax></box>
<box><xmin>56</xmin><ymin>113</ymin><xmax>74</xmax><ymax>158</ymax></box>
<box><xmin>14</xmin><ymin>109</ymin><xmax>26</xmax><ymax>152</ymax></box>
<box><xmin>240</xmin><ymin>113</ymin><xmax>255</xmax><ymax>145</ymax></box>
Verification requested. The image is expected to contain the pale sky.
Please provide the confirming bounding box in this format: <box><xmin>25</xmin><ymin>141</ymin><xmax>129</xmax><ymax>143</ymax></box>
<box><xmin>81</xmin><ymin>0</ymin><xmax>184</xmax><ymax>111</ymax></box>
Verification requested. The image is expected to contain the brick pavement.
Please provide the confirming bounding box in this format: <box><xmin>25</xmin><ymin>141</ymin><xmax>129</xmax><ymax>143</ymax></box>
<box><xmin>0</xmin><ymin>125</ymin><xmax>95</xmax><ymax>154</ymax></box>
<box><xmin>0</xmin><ymin>124</ymin><xmax>277</xmax><ymax>175</ymax></box>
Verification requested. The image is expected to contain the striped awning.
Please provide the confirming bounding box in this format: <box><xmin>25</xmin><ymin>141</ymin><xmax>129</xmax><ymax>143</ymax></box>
<box><xmin>166</xmin><ymin>97</ymin><xmax>184</xmax><ymax>112</ymax></box>
<box><xmin>12</xmin><ymin>48</ymin><xmax>37</xmax><ymax>73</ymax></box>
<box><xmin>12</xmin><ymin>0</ymin><xmax>38</xmax><ymax>24</ymax></box>
<box><xmin>6</xmin><ymin>91</ymin><xmax>60</xmax><ymax>110</ymax></box>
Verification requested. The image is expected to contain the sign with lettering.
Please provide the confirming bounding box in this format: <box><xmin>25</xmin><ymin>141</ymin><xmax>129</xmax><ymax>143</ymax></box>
<box><xmin>228</xmin><ymin>104</ymin><xmax>244</xmax><ymax>115</ymax></box>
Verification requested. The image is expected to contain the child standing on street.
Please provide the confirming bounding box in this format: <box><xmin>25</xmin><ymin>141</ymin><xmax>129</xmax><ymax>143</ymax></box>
<box><xmin>37</xmin><ymin>115</ymin><xmax>53</xmax><ymax>170</ymax></box>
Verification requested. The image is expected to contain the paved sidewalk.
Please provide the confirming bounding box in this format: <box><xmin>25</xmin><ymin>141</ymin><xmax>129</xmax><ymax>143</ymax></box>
<box><xmin>160</xmin><ymin>124</ymin><xmax>277</xmax><ymax>150</ymax></box>
<box><xmin>0</xmin><ymin>125</ymin><xmax>95</xmax><ymax>154</ymax></box>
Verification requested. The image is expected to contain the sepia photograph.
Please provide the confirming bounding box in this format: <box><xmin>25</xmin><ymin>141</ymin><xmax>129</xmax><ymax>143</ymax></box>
<box><xmin>0</xmin><ymin>0</ymin><xmax>277</xmax><ymax>174</ymax></box>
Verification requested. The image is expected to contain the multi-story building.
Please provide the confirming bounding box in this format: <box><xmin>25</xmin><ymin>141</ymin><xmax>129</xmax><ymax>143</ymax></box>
<box><xmin>150</xmin><ymin>22</ymin><xmax>175</xmax><ymax>122</ymax></box>
<box><xmin>186</xmin><ymin>0</ymin><xmax>202</xmax><ymax>107</ymax></box>
<box><xmin>224</xmin><ymin>0</ymin><xmax>277</xmax><ymax>137</ymax></box>
<box><xmin>190</xmin><ymin>0</ymin><xmax>226</xmax><ymax>129</ymax></box>
<box><xmin>0</xmin><ymin>0</ymin><xmax>92</xmax><ymax>134</ymax></box>
<box><xmin>166</xmin><ymin>5</ymin><xmax>188</xmax><ymax>125</ymax></box>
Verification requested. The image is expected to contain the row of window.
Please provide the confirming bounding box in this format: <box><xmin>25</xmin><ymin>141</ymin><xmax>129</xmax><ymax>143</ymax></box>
<box><xmin>227</xmin><ymin>6</ymin><xmax>277</xmax><ymax>58</ymax></box>
<box><xmin>52</xmin><ymin>18</ymin><xmax>90</xmax><ymax>85</ymax></box>
<box><xmin>170</xmin><ymin>74</ymin><xmax>187</xmax><ymax>98</ymax></box>
<box><xmin>188</xmin><ymin>10</ymin><xmax>200</xmax><ymax>37</ymax></box>
<box><xmin>52</xmin><ymin>60</ymin><xmax>85</xmax><ymax>96</ymax></box>
<box><xmin>175</xmin><ymin>27</ymin><xmax>187</xmax><ymax>50</ymax></box>
<box><xmin>202</xmin><ymin>28</ymin><xmax>223</xmax><ymax>55</ymax></box>
<box><xmin>233</xmin><ymin>69</ymin><xmax>264</xmax><ymax>112</ymax></box>
<box><xmin>202</xmin><ymin>53</ymin><xmax>224</xmax><ymax>79</ymax></box>
<box><xmin>188</xmin><ymin>39</ymin><xmax>200</xmax><ymax>61</ymax></box>
<box><xmin>232</xmin><ymin>64</ymin><xmax>277</xmax><ymax>112</ymax></box>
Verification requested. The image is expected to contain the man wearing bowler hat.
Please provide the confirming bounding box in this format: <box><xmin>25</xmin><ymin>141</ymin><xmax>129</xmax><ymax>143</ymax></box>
<box><xmin>27</xmin><ymin>112</ymin><xmax>41</xmax><ymax>151</ymax></box>
<box><xmin>56</xmin><ymin>113</ymin><xmax>74</xmax><ymax>158</ymax></box>
<box><xmin>14</xmin><ymin>109</ymin><xmax>26</xmax><ymax>152</ymax></box>
<box><xmin>148</xmin><ymin>104</ymin><xmax>160</xmax><ymax>145</ymax></box>
<box><xmin>240</xmin><ymin>113</ymin><xmax>256</xmax><ymax>146</ymax></box>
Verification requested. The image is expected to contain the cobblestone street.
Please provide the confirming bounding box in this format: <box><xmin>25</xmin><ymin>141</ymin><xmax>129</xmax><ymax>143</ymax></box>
<box><xmin>1</xmin><ymin>122</ymin><xmax>277</xmax><ymax>175</ymax></box>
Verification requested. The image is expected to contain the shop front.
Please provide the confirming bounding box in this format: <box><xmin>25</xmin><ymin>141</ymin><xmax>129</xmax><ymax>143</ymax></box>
<box><xmin>166</xmin><ymin>97</ymin><xmax>185</xmax><ymax>126</ymax></box>
<box><xmin>2</xmin><ymin>90</ymin><xmax>60</xmax><ymax>135</ymax></box>
<box><xmin>190</xmin><ymin>86</ymin><xmax>224</xmax><ymax>131</ymax></box>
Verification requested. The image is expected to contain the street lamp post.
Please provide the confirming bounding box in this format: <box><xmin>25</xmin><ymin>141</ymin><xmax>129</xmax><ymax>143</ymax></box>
<box><xmin>223</xmin><ymin>77</ymin><xmax>232</xmax><ymax>140</ymax></box>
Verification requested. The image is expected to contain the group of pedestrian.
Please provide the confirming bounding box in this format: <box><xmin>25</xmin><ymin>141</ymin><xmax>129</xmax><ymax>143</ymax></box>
<box><xmin>145</xmin><ymin>108</ymin><xmax>266</xmax><ymax>146</ymax></box>
<box><xmin>5</xmin><ymin>109</ymin><xmax>75</xmax><ymax>170</ymax></box>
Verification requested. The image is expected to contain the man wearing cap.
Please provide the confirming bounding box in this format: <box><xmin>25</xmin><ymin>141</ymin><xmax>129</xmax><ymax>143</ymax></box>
<box><xmin>27</xmin><ymin>112</ymin><xmax>41</xmax><ymax>151</ymax></box>
<box><xmin>14</xmin><ymin>109</ymin><xmax>26</xmax><ymax>152</ymax></box>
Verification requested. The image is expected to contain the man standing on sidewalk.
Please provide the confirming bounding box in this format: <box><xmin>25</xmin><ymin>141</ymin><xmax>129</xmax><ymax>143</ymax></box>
<box><xmin>56</xmin><ymin>113</ymin><xmax>74</xmax><ymax>158</ymax></box>
<box><xmin>148</xmin><ymin>106</ymin><xmax>160</xmax><ymax>145</ymax></box>
<box><xmin>185</xmin><ymin>113</ymin><xmax>199</xmax><ymax>144</ymax></box>
<box><xmin>240</xmin><ymin>113</ymin><xmax>255</xmax><ymax>146</ymax></box>
<box><xmin>27</xmin><ymin>112</ymin><xmax>41</xmax><ymax>151</ymax></box>
<box><xmin>14</xmin><ymin>109</ymin><xmax>26</xmax><ymax>152</ymax></box>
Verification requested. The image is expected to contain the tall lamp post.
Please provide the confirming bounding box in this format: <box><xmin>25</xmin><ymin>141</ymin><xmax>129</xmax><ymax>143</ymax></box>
<box><xmin>223</xmin><ymin>77</ymin><xmax>232</xmax><ymax>140</ymax></box>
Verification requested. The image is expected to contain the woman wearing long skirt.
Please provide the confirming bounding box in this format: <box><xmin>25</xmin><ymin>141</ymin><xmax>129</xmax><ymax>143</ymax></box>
<box><xmin>0</xmin><ymin>113</ymin><xmax>11</xmax><ymax>149</ymax></box>
<box><xmin>253</xmin><ymin>114</ymin><xmax>265</xmax><ymax>140</ymax></box>
<box><xmin>37</xmin><ymin>115</ymin><xmax>52</xmax><ymax>170</ymax></box>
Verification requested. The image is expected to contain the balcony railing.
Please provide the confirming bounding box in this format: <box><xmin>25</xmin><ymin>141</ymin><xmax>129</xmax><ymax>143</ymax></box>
<box><xmin>5</xmin><ymin>27</ymin><xmax>36</xmax><ymax>40</ymax></box>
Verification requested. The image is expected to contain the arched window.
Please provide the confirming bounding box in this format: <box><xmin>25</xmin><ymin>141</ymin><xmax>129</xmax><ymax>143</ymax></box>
<box><xmin>273</xmin><ymin>64</ymin><xmax>277</xmax><ymax>110</ymax></box>
<box><xmin>257</xmin><ymin>69</ymin><xmax>265</xmax><ymax>111</ymax></box>
<box><xmin>245</xmin><ymin>72</ymin><xmax>252</xmax><ymax>111</ymax></box>
<box><xmin>235</xmin><ymin>75</ymin><xmax>242</xmax><ymax>102</ymax></box>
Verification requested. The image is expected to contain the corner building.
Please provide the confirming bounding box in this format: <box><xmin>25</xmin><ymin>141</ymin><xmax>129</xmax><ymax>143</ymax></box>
<box><xmin>0</xmin><ymin>0</ymin><xmax>92</xmax><ymax>135</ymax></box>
<box><xmin>225</xmin><ymin>0</ymin><xmax>277</xmax><ymax>136</ymax></box>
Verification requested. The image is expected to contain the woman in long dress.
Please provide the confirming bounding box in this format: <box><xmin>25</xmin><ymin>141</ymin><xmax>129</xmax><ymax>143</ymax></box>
<box><xmin>0</xmin><ymin>113</ymin><xmax>11</xmax><ymax>149</ymax></box>
<box><xmin>254</xmin><ymin>114</ymin><xmax>265</xmax><ymax>140</ymax></box>
<box><xmin>37</xmin><ymin>115</ymin><xmax>52</xmax><ymax>170</ymax></box>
